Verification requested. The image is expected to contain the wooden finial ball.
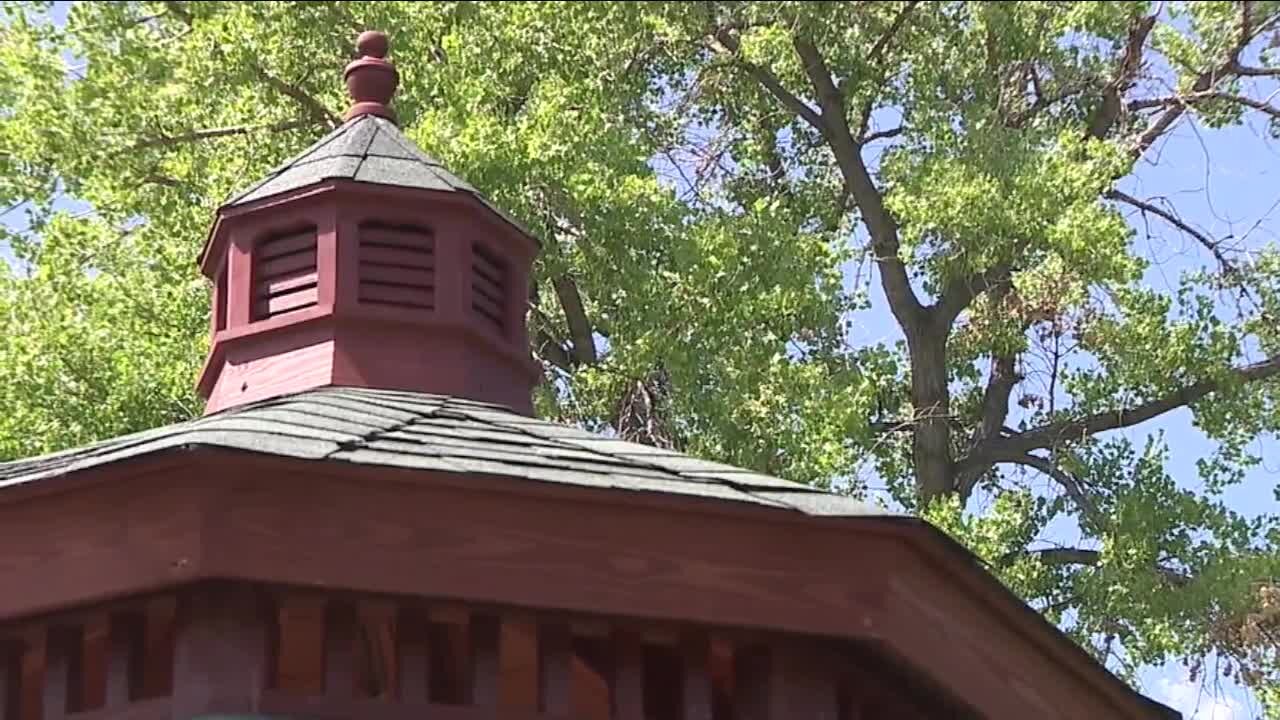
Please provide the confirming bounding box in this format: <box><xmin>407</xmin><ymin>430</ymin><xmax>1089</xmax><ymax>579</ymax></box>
<box><xmin>356</xmin><ymin>31</ymin><xmax>389</xmax><ymax>59</ymax></box>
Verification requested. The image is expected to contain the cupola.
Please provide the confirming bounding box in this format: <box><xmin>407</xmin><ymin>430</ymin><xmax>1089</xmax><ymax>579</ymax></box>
<box><xmin>197</xmin><ymin>32</ymin><xmax>539</xmax><ymax>415</ymax></box>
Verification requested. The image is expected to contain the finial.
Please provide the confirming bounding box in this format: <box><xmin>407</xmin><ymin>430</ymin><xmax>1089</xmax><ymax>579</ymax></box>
<box><xmin>343</xmin><ymin>30</ymin><xmax>398</xmax><ymax>122</ymax></box>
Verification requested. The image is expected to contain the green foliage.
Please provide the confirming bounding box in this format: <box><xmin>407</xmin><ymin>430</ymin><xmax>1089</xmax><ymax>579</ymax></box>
<box><xmin>2</xmin><ymin>0</ymin><xmax>1279</xmax><ymax>710</ymax></box>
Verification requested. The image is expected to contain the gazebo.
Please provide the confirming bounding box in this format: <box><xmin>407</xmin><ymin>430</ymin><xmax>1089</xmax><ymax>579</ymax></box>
<box><xmin>0</xmin><ymin>33</ymin><xmax>1179</xmax><ymax>720</ymax></box>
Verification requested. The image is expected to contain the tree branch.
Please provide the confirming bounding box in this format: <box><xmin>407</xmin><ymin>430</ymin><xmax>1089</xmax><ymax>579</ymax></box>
<box><xmin>1132</xmin><ymin>90</ymin><xmax>1280</xmax><ymax>120</ymax></box>
<box><xmin>861</xmin><ymin>126</ymin><xmax>903</xmax><ymax>144</ymax></box>
<box><xmin>254</xmin><ymin>65</ymin><xmax>340</xmax><ymax>128</ymax></box>
<box><xmin>865</xmin><ymin>1</ymin><xmax>920</xmax><ymax>67</ymax></box>
<box><xmin>1229</xmin><ymin>62</ymin><xmax>1280</xmax><ymax>77</ymax></box>
<box><xmin>932</xmin><ymin>263</ymin><xmax>1012</xmax><ymax>326</ymax></box>
<box><xmin>535</xmin><ymin>330</ymin><xmax>575</xmax><ymax>373</ymax></box>
<box><xmin>791</xmin><ymin>36</ymin><xmax>926</xmax><ymax>330</ymax></box>
<box><xmin>710</xmin><ymin>29</ymin><xmax>824</xmax><ymax>131</ymax></box>
<box><xmin>1005</xmin><ymin>453</ymin><xmax>1103</xmax><ymax>529</ymax></box>
<box><xmin>551</xmin><ymin>274</ymin><xmax>598</xmax><ymax>366</ymax></box>
<box><xmin>1107</xmin><ymin>189</ymin><xmax>1255</xmax><ymax>292</ymax></box>
<box><xmin>126</xmin><ymin>119</ymin><xmax>314</xmax><ymax>151</ymax></box>
<box><xmin>1087</xmin><ymin>12</ymin><xmax>1158</xmax><ymax>139</ymax></box>
<box><xmin>1130</xmin><ymin>9</ymin><xmax>1280</xmax><ymax>155</ymax></box>
<box><xmin>1015</xmin><ymin>547</ymin><xmax>1191</xmax><ymax>587</ymax></box>
<box><xmin>979</xmin><ymin>353</ymin><xmax>1280</xmax><ymax>458</ymax></box>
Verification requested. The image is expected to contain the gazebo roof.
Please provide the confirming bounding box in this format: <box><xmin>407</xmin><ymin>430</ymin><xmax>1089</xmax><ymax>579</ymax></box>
<box><xmin>222</xmin><ymin>114</ymin><xmax>530</xmax><ymax>239</ymax></box>
<box><xmin>0</xmin><ymin>386</ymin><xmax>886</xmax><ymax>518</ymax></box>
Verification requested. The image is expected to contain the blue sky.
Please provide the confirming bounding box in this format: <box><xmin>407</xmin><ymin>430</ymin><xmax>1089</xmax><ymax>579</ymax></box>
<box><xmin>3</xmin><ymin>3</ymin><xmax>1278</xmax><ymax>717</ymax></box>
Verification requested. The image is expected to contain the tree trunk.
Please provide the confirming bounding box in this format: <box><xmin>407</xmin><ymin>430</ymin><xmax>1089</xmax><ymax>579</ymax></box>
<box><xmin>908</xmin><ymin>328</ymin><xmax>955</xmax><ymax>502</ymax></box>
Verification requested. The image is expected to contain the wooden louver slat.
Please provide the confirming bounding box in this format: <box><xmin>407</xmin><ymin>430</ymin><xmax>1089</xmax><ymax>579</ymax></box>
<box><xmin>471</xmin><ymin>244</ymin><xmax>507</xmax><ymax>331</ymax></box>
<box><xmin>359</xmin><ymin>224</ymin><xmax>435</xmax><ymax>310</ymax></box>
<box><xmin>252</xmin><ymin>229</ymin><xmax>319</xmax><ymax>321</ymax></box>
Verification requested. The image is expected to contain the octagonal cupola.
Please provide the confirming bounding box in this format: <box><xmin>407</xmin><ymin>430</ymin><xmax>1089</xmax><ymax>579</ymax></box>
<box><xmin>197</xmin><ymin>32</ymin><xmax>539</xmax><ymax>415</ymax></box>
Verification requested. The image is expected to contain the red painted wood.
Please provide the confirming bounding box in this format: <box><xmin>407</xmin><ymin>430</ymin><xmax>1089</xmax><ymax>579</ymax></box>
<box><xmin>355</xmin><ymin>599</ymin><xmax>398</xmax><ymax>700</ymax></box>
<box><xmin>42</xmin><ymin>629</ymin><xmax>69</xmax><ymax>720</ymax></box>
<box><xmin>357</xmin><ymin>284</ymin><xmax>432</xmax><ymax>309</ymax></box>
<box><xmin>499</xmin><ymin>614</ymin><xmax>539</xmax><ymax>712</ymax></box>
<box><xmin>138</xmin><ymin>596</ymin><xmax>175</xmax><ymax>700</ymax></box>
<box><xmin>199</xmin><ymin>178</ymin><xmax>539</xmax><ymax>415</ymax></box>
<box><xmin>256</xmin><ymin>690</ymin><xmax>556</xmax><ymax>720</ymax></box>
<box><xmin>325</xmin><ymin>603</ymin><xmax>355</xmax><ymax>700</ymax></box>
<box><xmin>397</xmin><ymin>608</ymin><xmax>429</xmax><ymax>703</ymax></box>
<box><xmin>171</xmin><ymin>585</ymin><xmax>268</xmax><ymax>718</ymax></box>
<box><xmin>360</xmin><ymin>245</ymin><xmax>433</xmax><ymax>268</ymax></box>
<box><xmin>259</xmin><ymin>271</ymin><xmax>319</xmax><ymax>298</ymax></box>
<box><xmin>565</xmin><ymin>637</ymin><xmax>611</xmax><ymax>720</ymax></box>
<box><xmin>50</xmin><ymin>697</ymin><xmax>170</xmax><ymax>720</ymax></box>
<box><xmin>428</xmin><ymin>607</ymin><xmax>470</xmax><ymax>705</ymax></box>
<box><xmin>103</xmin><ymin>616</ymin><xmax>134</xmax><ymax>709</ymax></box>
<box><xmin>79</xmin><ymin>614</ymin><xmax>110</xmax><ymax>711</ymax></box>
<box><xmin>258</xmin><ymin>231</ymin><xmax>316</xmax><ymax>259</ymax></box>
<box><xmin>1</xmin><ymin>645</ymin><xmax>13</xmax><ymax>720</ymax></box>
<box><xmin>470</xmin><ymin>616</ymin><xmax>498</xmax><ymax>708</ymax></box>
<box><xmin>359</xmin><ymin>264</ymin><xmax>433</xmax><ymax>288</ymax></box>
<box><xmin>19</xmin><ymin>630</ymin><xmax>45</xmax><ymax>720</ymax></box>
<box><xmin>274</xmin><ymin>593</ymin><xmax>326</xmax><ymax>695</ymax></box>
<box><xmin>538</xmin><ymin>624</ymin><xmax>570</xmax><ymax>716</ymax></box>
<box><xmin>253</xmin><ymin>286</ymin><xmax>319</xmax><ymax>318</ymax></box>
<box><xmin>0</xmin><ymin>452</ymin><xmax>1164</xmax><ymax>720</ymax></box>
<box><xmin>681</xmin><ymin>635</ymin><xmax>713</xmax><ymax>720</ymax></box>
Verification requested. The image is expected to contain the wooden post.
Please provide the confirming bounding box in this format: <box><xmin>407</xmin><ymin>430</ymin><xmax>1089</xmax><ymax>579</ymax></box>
<box><xmin>428</xmin><ymin>605</ymin><xmax>470</xmax><ymax>705</ymax></box>
<box><xmin>498</xmin><ymin>614</ymin><xmax>538</xmax><ymax>712</ymax></box>
<box><xmin>104</xmin><ymin>615</ymin><xmax>136</xmax><ymax>709</ymax></box>
<box><xmin>611</xmin><ymin>631</ymin><xmax>644</xmax><ymax>720</ymax></box>
<box><xmin>324</xmin><ymin>602</ymin><xmax>354</xmax><ymax>701</ymax></box>
<box><xmin>139</xmin><ymin>595</ymin><xmax>176</xmax><ymax>700</ymax></box>
<box><xmin>355</xmin><ymin>599</ymin><xmax>398</xmax><ymax>700</ymax></box>
<box><xmin>276</xmin><ymin>593</ymin><xmax>327</xmax><ymax>696</ymax></box>
<box><xmin>41</xmin><ymin>629</ymin><xmax>70</xmax><ymax>720</ymax></box>
<box><xmin>398</xmin><ymin>607</ymin><xmax>429</xmax><ymax>704</ymax></box>
<box><xmin>79</xmin><ymin>614</ymin><xmax>110</xmax><ymax>712</ymax></box>
<box><xmin>170</xmin><ymin>585</ymin><xmax>269</xmax><ymax>718</ymax></box>
<box><xmin>18</xmin><ymin>629</ymin><xmax>45</xmax><ymax>720</ymax></box>
<box><xmin>539</xmin><ymin>623</ymin><xmax>572</xmax><ymax>715</ymax></box>
<box><xmin>681</xmin><ymin>634</ymin><xmax>713</xmax><ymax>720</ymax></box>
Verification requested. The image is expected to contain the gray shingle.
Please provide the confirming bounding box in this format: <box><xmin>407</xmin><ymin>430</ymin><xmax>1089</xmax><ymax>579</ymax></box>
<box><xmin>237</xmin><ymin>156</ymin><xmax>364</xmax><ymax>204</ymax></box>
<box><xmin>353</xmin><ymin>156</ymin><xmax>456</xmax><ymax>191</ymax></box>
<box><xmin>0</xmin><ymin>386</ymin><xmax>894</xmax><ymax>519</ymax></box>
<box><xmin>752</xmin><ymin>491</ymin><xmax>894</xmax><ymax>517</ymax></box>
<box><xmin>221</xmin><ymin>116</ymin><xmax>537</xmax><ymax>245</ymax></box>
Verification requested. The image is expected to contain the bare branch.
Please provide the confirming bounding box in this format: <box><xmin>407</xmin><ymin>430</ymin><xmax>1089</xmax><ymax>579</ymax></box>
<box><xmin>861</xmin><ymin>126</ymin><xmax>904</xmax><ymax>144</ymax></box>
<box><xmin>1133</xmin><ymin>90</ymin><xmax>1280</xmax><ymax>120</ymax></box>
<box><xmin>552</xmin><ymin>274</ymin><xmax>598</xmax><ymax>366</ymax></box>
<box><xmin>1107</xmin><ymin>189</ymin><xmax>1256</xmax><ymax>294</ymax></box>
<box><xmin>1229</xmin><ymin>63</ymin><xmax>1280</xmax><ymax>77</ymax></box>
<box><xmin>126</xmin><ymin>119</ymin><xmax>314</xmax><ymax>151</ymax></box>
<box><xmin>254</xmin><ymin>66</ymin><xmax>340</xmax><ymax>128</ymax></box>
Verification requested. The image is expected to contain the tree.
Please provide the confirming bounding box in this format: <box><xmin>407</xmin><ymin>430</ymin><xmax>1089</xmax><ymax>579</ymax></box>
<box><xmin>2</xmin><ymin>0</ymin><xmax>1279</xmax><ymax>711</ymax></box>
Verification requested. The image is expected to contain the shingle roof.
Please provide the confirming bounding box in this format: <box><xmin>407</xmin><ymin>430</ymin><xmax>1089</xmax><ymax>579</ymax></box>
<box><xmin>224</xmin><ymin>116</ymin><xmax>531</xmax><ymax>238</ymax></box>
<box><xmin>0</xmin><ymin>386</ymin><xmax>889</xmax><ymax>517</ymax></box>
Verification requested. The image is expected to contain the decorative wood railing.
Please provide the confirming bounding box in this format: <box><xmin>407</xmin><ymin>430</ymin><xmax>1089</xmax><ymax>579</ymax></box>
<box><xmin>0</xmin><ymin>583</ymin><xmax>964</xmax><ymax>720</ymax></box>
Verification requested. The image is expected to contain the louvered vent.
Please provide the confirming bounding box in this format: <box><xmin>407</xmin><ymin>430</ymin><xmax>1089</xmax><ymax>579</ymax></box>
<box><xmin>252</xmin><ymin>228</ymin><xmax>318</xmax><ymax>321</ymax></box>
<box><xmin>358</xmin><ymin>223</ymin><xmax>434</xmax><ymax>309</ymax></box>
<box><xmin>471</xmin><ymin>244</ymin><xmax>508</xmax><ymax>331</ymax></box>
